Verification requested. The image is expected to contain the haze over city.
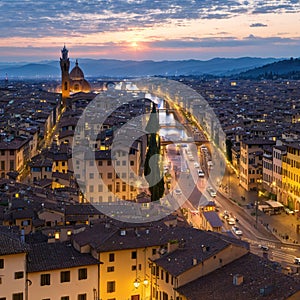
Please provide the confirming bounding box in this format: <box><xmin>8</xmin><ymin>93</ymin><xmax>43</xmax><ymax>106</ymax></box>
<box><xmin>0</xmin><ymin>0</ymin><xmax>300</xmax><ymax>62</ymax></box>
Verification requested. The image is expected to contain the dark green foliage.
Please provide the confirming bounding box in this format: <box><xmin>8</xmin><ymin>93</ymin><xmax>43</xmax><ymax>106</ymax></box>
<box><xmin>226</xmin><ymin>139</ymin><xmax>233</xmax><ymax>162</ymax></box>
<box><xmin>144</xmin><ymin>104</ymin><xmax>164</xmax><ymax>202</ymax></box>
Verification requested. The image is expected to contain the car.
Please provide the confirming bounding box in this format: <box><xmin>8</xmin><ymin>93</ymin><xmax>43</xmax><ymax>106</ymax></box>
<box><xmin>174</xmin><ymin>189</ymin><xmax>182</xmax><ymax>195</ymax></box>
<box><xmin>207</xmin><ymin>186</ymin><xmax>216</xmax><ymax>197</ymax></box>
<box><xmin>198</xmin><ymin>169</ymin><xmax>205</xmax><ymax>177</ymax></box>
<box><xmin>222</xmin><ymin>210</ymin><xmax>229</xmax><ymax>219</ymax></box>
<box><xmin>294</xmin><ymin>258</ymin><xmax>300</xmax><ymax>265</ymax></box>
<box><xmin>285</xmin><ymin>208</ymin><xmax>294</xmax><ymax>215</ymax></box>
<box><xmin>227</xmin><ymin>218</ymin><xmax>236</xmax><ymax>225</ymax></box>
<box><xmin>232</xmin><ymin>226</ymin><xmax>243</xmax><ymax>235</ymax></box>
<box><xmin>258</xmin><ymin>245</ymin><xmax>269</xmax><ymax>251</ymax></box>
<box><xmin>194</xmin><ymin>162</ymin><xmax>200</xmax><ymax>168</ymax></box>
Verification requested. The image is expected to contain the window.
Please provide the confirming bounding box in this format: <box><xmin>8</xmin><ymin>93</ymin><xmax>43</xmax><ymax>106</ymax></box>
<box><xmin>60</xmin><ymin>271</ymin><xmax>70</xmax><ymax>283</ymax></box>
<box><xmin>108</xmin><ymin>184</ymin><xmax>113</xmax><ymax>192</ymax></box>
<box><xmin>130</xmin><ymin>161</ymin><xmax>134</xmax><ymax>166</ymax></box>
<box><xmin>89</xmin><ymin>185</ymin><xmax>94</xmax><ymax>192</ymax></box>
<box><xmin>107</xmin><ymin>281</ymin><xmax>116</xmax><ymax>293</ymax></box>
<box><xmin>12</xmin><ymin>294</ymin><xmax>23</xmax><ymax>300</ymax></box>
<box><xmin>109</xmin><ymin>253</ymin><xmax>115</xmax><ymax>262</ymax></box>
<box><xmin>10</xmin><ymin>150</ymin><xmax>14</xmax><ymax>156</ymax></box>
<box><xmin>98</xmin><ymin>184</ymin><xmax>103</xmax><ymax>192</ymax></box>
<box><xmin>78</xmin><ymin>268</ymin><xmax>87</xmax><ymax>280</ymax></box>
<box><xmin>165</xmin><ymin>272</ymin><xmax>169</xmax><ymax>283</ymax></box>
<box><xmin>107</xmin><ymin>172</ymin><xmax>112</xmax><ymax>179</ymax></box>
<box><xmin>61</xmin><ymin>297</ymin><xmax>69</xmax><ymax>300</ymax></box>
<box><xmin>0</xmin><ymin>298</ymin><xmax>6</xmax><ymax>300</ymax></box>
<box><xmin>9</xmin><ymin>160</ymin><xmax>14</xmax><ymax>170</ymax></box>
<box><xmin>14</xmin><ymin>271</ymin><xmax>24</xmax><ymax>279</ymax></box>
<box><xmin>40</xmin><ymin>274</ymin><xmax>50</xmax><ymax>286</ymax></box>
<box><xmin>131</xmin><ymin>265</ymin><xmax>137</xmax><ymax>271</ymax></box>
<box><xmin>78</xmin><ymin>294</ymin><xmax>86</xmax><ymax>300</ymax></box>
<box><xmin>105</xmin><ymin>263</ymin><xmax>114</xmax><ymax>272</ymax></box>
<box><xmin>0</xmin><ymin>161</ymin><xmax>4</xmax><ymax>170</ymax></box>
<box><xmin>89</xmin><ymin>173</ymin><xmax>94</xmax><ymax>179</ymax></box>
<box><xmin>131</xmin><ymin>251</ymin><xmax>137</xmax><ymax>259</ymax></box>
<box><xmin>98</xmin><ymin>160</ymin><xmax>103</xmax><ymax>166</ymax></box>
<box><xmin>0</xmin><ymin>259</ymin><xmax>3</xmax><ymax>268</ymax></box>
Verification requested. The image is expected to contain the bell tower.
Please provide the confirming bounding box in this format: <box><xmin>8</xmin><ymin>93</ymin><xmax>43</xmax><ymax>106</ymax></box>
<box><xmin>60</xmin><ymin>45</ymin><xmax>70</xmax><ymax>107</ymax></box>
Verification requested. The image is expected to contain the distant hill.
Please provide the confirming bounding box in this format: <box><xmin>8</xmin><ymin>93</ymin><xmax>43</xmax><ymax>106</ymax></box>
<box><xmin>237</xmin><ymin>57</ymin><xmax>300</xmax><ymax>79</ymax></box>
<box><xmin>0</xmin><ymin>63</ymin><xmax>60</xmax><ymax>78</ymax></box>
<box><xmin>0</xmin><ymin>57</ymin><xmax>283</xmax><ymax>79</ymax></box>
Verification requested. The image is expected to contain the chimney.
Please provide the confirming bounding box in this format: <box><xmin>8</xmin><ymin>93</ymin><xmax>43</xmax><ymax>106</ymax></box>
<box><xmin>167</xmin><ymin>240</ymin><xmax>179</xmax><ymax>253</ymax></box>
<box><xmin>20</xmin><ymin>229</ymin><xmax>25</xmax><ymax>243</ymax></box>
<box><xmin>233</xmin><ymin>274</ymin><xmax>244</xmax><ymax>286</ymax></box>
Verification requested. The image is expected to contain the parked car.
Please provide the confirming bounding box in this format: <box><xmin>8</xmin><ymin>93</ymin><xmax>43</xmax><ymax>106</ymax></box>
<box><xmin>285</xmin><ymin>208</ymin><xmax>294</xmax><ymax>215</ymax></box>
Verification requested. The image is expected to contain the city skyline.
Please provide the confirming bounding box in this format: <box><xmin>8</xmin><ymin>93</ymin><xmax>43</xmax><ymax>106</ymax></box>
<box><xmin>0</xmin><ymin>0</ymin><xmax>299</xmax><ymax>62</ymax></box>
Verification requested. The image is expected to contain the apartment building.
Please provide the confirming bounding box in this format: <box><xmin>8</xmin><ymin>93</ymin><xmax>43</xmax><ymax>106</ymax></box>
<box><xmin>272</xmin><ymin>145</ymin><xmax>287</xmax><ymax>203</ymax></box>
<box><xmin>0</xmin><ymin>136</ymin><xmax>32</xmax><ymax>179</ymax></box>
<box><xmin>239</xmin><ymin>139</ymin><xmax>275</xmax><ymax>191</ymax></box>
<box><xmin>27</xmin><ymin>242</ymin><xmax>99</xmax><ymax>300</ymax></box>
<box><xmin>282</xmin><ymin>143</ymin><xmax>300</xmax><ymax>211</ymax></box>
<box><xmin>0</xmin><ymin>229</ymin><xmax>28</xmax><ymax>300</ymax></box>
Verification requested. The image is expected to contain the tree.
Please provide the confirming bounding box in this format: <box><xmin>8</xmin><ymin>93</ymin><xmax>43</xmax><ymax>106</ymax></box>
<box><xmin>144</xmin><ymin>103</ymin><xmax>164</xmax><ymax>201</ymax></box>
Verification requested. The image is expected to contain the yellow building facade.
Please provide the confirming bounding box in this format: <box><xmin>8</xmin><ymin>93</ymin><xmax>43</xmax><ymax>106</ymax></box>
<box><xmin>282</xmin><ymin>143</ymin><xmax>300</xmax><ymax>211</ymax></box>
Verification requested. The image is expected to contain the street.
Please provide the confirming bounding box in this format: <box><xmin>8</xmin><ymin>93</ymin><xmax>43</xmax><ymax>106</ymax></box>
<box><xmin>160</xmin><ymin>105</ymin><xmax>300</xmax><ymax>271</ymax></box>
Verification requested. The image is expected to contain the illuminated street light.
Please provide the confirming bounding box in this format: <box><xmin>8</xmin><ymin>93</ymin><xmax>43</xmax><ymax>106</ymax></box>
<box><xmin>133</xmin><ymin>279</ymin><xmax>140</xmax><ymax>288</ymax></box>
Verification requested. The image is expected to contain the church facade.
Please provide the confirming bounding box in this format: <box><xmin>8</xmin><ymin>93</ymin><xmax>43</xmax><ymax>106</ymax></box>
<box><xmin>60</xmin><ymin>45</ymin><xmax>91</xmax><ymax>106</ymax></box>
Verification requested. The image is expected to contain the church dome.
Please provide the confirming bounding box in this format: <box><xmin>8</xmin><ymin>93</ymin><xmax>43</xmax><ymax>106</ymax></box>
<box><xmin>70</xmin><ymin>60</ymin><xmax>85</xmax><ymax>80</ymax></box>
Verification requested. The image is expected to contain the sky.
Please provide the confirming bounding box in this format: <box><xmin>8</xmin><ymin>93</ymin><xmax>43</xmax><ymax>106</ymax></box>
<box><xmin>0</xmin><ymin>0</ymin><xmax>299</xmax><ymax>62</ymax></box>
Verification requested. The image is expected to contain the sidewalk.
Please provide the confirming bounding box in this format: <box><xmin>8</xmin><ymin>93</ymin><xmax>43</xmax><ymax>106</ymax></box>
<box><xmin>221</xmin><ymin>165</ymin><xmax>300</xmax><ymax>246</ymax></box>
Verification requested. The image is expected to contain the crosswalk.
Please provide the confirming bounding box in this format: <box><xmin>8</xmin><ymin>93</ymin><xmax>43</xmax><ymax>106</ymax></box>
<box><xmin>249</xmin><ymin>242</ymin><xmax>298</xmax><ymax>265</ymax></box>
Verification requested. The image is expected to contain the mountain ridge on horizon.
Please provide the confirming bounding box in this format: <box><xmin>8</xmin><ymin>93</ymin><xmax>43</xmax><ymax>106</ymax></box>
<box><xmin>0</xmin><ymin>56</ymin><xmax>295</xmax><ymax>78</ymax></box>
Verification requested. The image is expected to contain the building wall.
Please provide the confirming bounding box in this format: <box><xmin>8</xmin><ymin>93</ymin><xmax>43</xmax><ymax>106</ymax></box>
<box><xmin>99</xmin><ymin>246</ymin><xmax>159</xmax><ymax>300</ymax></box>
<box><xmin>282</xmin><ymin>145</ymin><xmax>300</xmax><ymax>210</ymax></box>
<box><xmin>273</xmin><ymin>147</ymin><xmax>286</xmax><ymax>203</ymax></box>
<box><xmin>28</xmin><ymin>265</ymin><xmax>99</xmax><ymax>300</ymax></box>
<box><xmin>240</xmin><ymin>142</ymin><xmax>263</xmax><ymax>191</ymax></box>
<box><xmin>150</xmin><ymin>245</ymin><xmax>248</xmax><ymax>299</ymax></box>
<box><xmin>262</xmin><ymin>154</ymin><xmax>273</xmax><ymax>191</ymax></box>
<box><xmin>0</xmin><ymin>253</ymin><xmax>26</xmax><ymax>299</ymax></box>
<box><xmin>0</xmin><ymin>139</ymin><xmax>31</xmax><ymax>178</ymax></box>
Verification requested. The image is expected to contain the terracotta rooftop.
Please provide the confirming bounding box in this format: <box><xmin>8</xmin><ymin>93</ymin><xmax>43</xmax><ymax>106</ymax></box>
<box><xmin>0</xmin><ymin>229</ymin><xmax>29</xmax><ymax>255</ymax></box>
<box><xmin>176</xmin><ymin>252</ymin><xmax>300</xmax><ymax>300</ymax></box>
<box><xmin>27</xmin><ymin>241</ymin><xmax>99</xmax><ymax>273</ymax></box>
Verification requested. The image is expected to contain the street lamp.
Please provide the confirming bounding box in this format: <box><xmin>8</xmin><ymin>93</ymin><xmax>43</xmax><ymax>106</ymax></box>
<box><xmin>133</xmin><ymin>279</ymin><xmax>140</xmax><ymax>289</ymax></box>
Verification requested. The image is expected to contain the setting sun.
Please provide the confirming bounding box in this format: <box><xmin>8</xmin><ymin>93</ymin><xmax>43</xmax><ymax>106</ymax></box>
<box><xmin>131</xmin><ymin>41</ymin><xmax>139</xmax><ymax>48</ymax></box>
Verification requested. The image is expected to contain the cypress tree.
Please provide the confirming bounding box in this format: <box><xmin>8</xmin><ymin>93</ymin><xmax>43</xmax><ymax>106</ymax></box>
<box><xmin>144</xmin><ymin>103</ymin><xmax>164</xmax><ymax>201</ymax></box>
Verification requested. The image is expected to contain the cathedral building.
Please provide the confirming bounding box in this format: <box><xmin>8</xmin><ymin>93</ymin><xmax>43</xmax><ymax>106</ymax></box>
<box><xmin>60</xmin><ymin>45</ymin><xmax>91</xmax><ymax>107</ymax></box>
